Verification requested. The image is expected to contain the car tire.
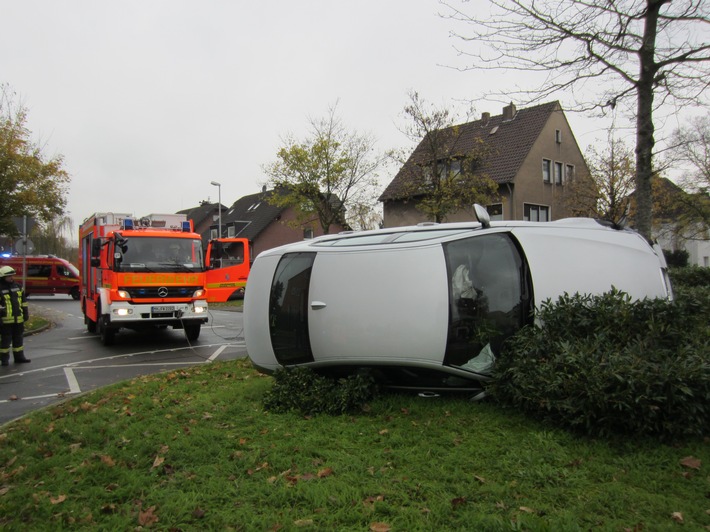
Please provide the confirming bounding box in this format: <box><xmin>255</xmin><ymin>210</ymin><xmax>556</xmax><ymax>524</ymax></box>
<box><xmin>184</xmin><ymin>324</ymin><xmax>201</xmax><ymax>342</ymax></box>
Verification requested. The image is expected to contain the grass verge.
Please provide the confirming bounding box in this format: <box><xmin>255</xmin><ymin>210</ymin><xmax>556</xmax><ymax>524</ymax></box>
<box><xmin>0</xmin><ymin>359</ymin><xmax>708</xmax><ymax>530</ymax></box>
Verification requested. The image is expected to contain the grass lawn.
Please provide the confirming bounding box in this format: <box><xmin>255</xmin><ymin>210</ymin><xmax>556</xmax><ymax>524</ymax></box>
<box><xmin>0</xmin><ymin>359</ymin><xmax>708</xmax><ymax>530</ymax></box>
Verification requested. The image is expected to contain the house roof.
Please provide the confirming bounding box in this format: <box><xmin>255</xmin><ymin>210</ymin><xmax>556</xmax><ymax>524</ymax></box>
<box><xmin>220</xmin><ymin>189</ymin><xmax>288</xmax><ymax>241</ymax></box>
<box><xmin>177</xmin><ymin>202</ymin><xmax>222</xmax><ymax>227</ymax></box>
<box><xmin>379</xmin><ymin>101</ymin><xmax>562</xmax><ymax>201</ymax></box>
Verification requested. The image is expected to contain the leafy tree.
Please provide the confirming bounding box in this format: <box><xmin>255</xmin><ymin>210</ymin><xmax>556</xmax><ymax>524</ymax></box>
<box><xmin>444</xmin><ymin>0</ymin><xmax>710</xmax><ymax>240</ymax></box>
<box><xmin>263</xmin><ymin>104</ymin><xmax>383</xmax><ymax>234</ymax></box>
<box><xmin>0</xmin><ymin>84</ymin><xmax>70</xmax><ymax>237</ymax></box>
<box><xmin>391</xmin><ymin>91</ymin><xmax>498</xmax><ymax>223</ymax></box>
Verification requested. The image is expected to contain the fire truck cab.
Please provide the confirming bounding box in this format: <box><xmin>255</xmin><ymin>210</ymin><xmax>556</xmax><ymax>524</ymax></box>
<box><xmin>79</xmin><ymin>212</ymin><xmax>209</xmax><ymax>345</ymax></box>
<box><xmin>205</xmin><ymin>238</ymin><xmax>251</xmax><ymax>302</ymax></box>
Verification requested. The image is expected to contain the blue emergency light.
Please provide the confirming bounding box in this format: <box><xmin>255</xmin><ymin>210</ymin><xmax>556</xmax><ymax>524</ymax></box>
<box><xmin>123</xmin><ymin>218</ymin><xmax>134</xmax><ymax>230</ymax></box>
<box><xmin>182</xmin><ymin>221</ymin><xmax>191</xmax><ymax>232</ymax></box>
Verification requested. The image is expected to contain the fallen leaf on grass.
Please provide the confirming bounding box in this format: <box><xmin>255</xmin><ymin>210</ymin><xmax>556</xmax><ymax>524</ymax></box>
<box><xmin>192</xmin><ymin>507</ymin><xmax>206</xmax><ymax>518</ymax></box>
<box><xmin>100</xmin><ymin>455</ymin><xmax>115</xmax><ymax>467</ymax></box>
<box><xmin>363</xmin><ymin>495</ymin><xmax>385</xmax><ymax>508</ymax></box>
<box><xmin>680</xmin><ymin>456</ymin><xmax>701</xmax><ymax>470</ymax></box>
<box><xmin>50</xmin><ymin>494</ymin><xmax>67</xmax><ymax>504</ymax></box>
<box><xmin>370</xmin><ymin>522</ymin><xmax>391</xmax><ymax>532</ymax></box>
<box><xmin>138</xmin><ymin>505</ymin><xmax>159</xmax><ymax>526</ymax></box>
<box><xmin>293</xmin><ymin>519</ymin><xmax>313</xmax><ymax>527</ymax></box>
<box><xmin>317</xmin><ymin>467</ymin><xmax>334</xmax><ymax>478</ymax></box>
<box><xmin>151</xmin><ymin>456</ymin><xmax>165</xmax><ymax>469</ymax></box>
<box><xmin>671</xmin><ymin>512</ymin><xmax>684</xmax><ymax>523</ymax></box>
<box><xmin>451</xmin><ymin>497</ymin><xmax>467</xmax><ymax>508</ymax></box>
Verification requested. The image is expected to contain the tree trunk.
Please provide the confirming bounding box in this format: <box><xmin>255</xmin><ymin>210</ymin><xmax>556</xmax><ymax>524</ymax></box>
<box><xmin>634</xmin><ymin>0</ymin><xmax>665</xmax><ymax>240</ymax></box>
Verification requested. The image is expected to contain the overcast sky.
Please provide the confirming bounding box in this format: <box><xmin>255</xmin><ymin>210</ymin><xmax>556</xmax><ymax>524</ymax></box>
<box><xmin>2</xmin><ymin>0</ymin><xmax>688</xmax><ymax>234</ymax></box>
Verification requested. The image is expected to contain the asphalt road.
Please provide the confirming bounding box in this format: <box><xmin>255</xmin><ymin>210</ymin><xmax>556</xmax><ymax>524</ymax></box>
<box><xmin>0</xmin><ymin>295</ymin><xmax>248</xmax><ymax>426</ymax></box>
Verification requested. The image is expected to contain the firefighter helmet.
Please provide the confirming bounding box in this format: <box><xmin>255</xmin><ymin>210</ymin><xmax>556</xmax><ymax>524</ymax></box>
<box><xmin>0</xmin><ymin>265</ymin><xmax>16</xmax><ymax>278</ymax></box>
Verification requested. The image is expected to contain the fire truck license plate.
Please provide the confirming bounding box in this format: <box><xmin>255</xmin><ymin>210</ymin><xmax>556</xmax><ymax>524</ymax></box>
<box><xmin>152</xmin><ymin>306</ymin><xmax>175</xmax><ymax>312</ymax></box>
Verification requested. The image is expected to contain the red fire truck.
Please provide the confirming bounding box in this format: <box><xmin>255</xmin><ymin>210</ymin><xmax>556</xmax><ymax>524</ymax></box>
<box><xmin>204</xmin><ymin>238</ymin><xmax>251</xmax><ymax>302</ymax></box>
<box><xmin>78</xmin><ymin>213</ymin><xmax>209</xmax><ymax>345</ymax></box>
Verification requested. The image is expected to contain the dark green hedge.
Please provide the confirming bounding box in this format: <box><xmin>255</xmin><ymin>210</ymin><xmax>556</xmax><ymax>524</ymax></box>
<box><xmin>490</xmin><ymin>289</ymin><xmax>710</xmax><ymax>440</ymax></box>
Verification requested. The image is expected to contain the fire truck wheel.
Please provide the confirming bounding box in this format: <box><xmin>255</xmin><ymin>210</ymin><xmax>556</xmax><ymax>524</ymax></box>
<box><xmin>184</xmin><ymin>324</ymin><xmax>201</xmax><ymax>342</ymax></box>
<box><xmin>70</xmin><ymin>287</ymin><xmax>80</xmax><ymax>300</ymax></box>
<box><xmin>100</xmin><ymin>316</ymin><xmax>116</xmax><ymax>346</ymax></box>
<box><xmin>86</xmin><ymin>317</ymin><xmax>97</xmax><ymax>333</ymax></box>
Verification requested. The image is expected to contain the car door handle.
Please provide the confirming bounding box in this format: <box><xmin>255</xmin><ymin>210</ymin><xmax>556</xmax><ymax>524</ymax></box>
<box><xmin>311</xmin><ymin>301</ymin><xmax>327</xmax><ymax>310</ymax></box>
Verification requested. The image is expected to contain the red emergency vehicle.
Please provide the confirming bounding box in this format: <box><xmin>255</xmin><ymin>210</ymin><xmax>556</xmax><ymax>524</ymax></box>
<box><xmin>204</xmin><ymin>238</ymin><xmax>251</xmax><ymax>302</ymax></box>
<box><xmin>0</xmin><ymin>255</ymin><xmax>80</xmax><ymax>299</ymax></box>
<box><xmin>78</xmin><ymin>213</ymin><xmax>209</xmax><ymax>345</ymax></box>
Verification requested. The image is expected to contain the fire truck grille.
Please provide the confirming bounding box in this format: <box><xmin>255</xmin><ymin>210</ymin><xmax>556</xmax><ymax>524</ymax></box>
<box><xmin>120</xmin><ymin>286</ymin><xmax>202</xmax><ymax>299</ymax></box>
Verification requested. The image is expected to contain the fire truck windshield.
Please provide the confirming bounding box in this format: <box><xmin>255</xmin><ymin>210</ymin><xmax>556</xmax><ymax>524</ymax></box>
<box><xmin>116</xmin><ymin>237</ymin><xmax>205</xmax><ymax>272</ymax></box>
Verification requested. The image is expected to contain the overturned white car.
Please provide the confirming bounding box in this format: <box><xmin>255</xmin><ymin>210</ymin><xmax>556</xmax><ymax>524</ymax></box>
<box><xmin>244</xmin><ymin>208</ymin><xmax>672</xmax><ymax>392</ymax></box>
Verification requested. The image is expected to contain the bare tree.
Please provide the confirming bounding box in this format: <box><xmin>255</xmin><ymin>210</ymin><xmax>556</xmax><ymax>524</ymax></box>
<box><xmin>443</xmin><ymin>0</ymin><xmax>710</xmax><ymax>239</ymax></box>
<box><xmin>666</xmin><ymin>115</ymin><xmax>710</xmax><ymax>234</ymax></box>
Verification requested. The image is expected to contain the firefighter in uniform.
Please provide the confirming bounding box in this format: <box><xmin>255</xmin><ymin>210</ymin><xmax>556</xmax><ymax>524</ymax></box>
<box><xmin>0</xmin><ymin>266</ymin><xmax>31</xmax><ymax>366</ymax></box>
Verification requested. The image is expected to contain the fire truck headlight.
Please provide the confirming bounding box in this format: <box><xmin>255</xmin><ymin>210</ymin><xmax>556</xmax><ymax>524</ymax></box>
<box><xmin>194</xmin><ymin>305</ymin><xmax>206</xmax><ymax>314</ymax></box>
<box><xmin>117</xmin><ymin>290</ymin><xmax>131</xmax><ymax>299</ymax></box>
<box><xmin>193</xmin><ymin>289</ymin><xmax>205</xmax><ymax>298</ymax></box>
<box><xmin>113</xmin><ymin>308</ymin><xmax>133</xmax><ymax>316</ymax></box>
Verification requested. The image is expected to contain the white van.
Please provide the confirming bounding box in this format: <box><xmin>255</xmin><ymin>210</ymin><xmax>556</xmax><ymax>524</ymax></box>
<box><xmin>244</xmin><ymin>211</ymin><xmax>672</xmax><ymax>392</ymax></box>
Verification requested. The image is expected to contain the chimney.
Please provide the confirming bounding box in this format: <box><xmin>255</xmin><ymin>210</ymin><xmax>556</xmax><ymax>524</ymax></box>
<box><xmin>502</xmin><ymin>102</ymin><xmax>516</xmax><ymax>120</ymax></box>
<box><xmin>481</xmin><ymin>112</ymin><xmax>490</xmax><ymax>123</ymax></box>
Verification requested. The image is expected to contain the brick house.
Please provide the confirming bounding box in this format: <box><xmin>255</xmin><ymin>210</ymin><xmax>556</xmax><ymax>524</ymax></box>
<box><xmin>379</xmin><ymin>101</ymin><xmax>591</xmax><ymax>227</ymax></box>
<box><xmin>206</xmin><ymin>187</ymin><xmax>347</xmax><ymax>258</ymax></box>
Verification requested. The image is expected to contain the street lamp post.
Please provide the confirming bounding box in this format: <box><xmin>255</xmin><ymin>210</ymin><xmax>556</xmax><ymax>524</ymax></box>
<box><xmin>210</xmin><ymin>181</ymin><xmax>222</xmax><ymax>238</ymax></box>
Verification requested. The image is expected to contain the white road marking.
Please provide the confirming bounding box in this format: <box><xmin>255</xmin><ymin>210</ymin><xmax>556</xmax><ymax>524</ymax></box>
<box><xmin>64</xmin><ymin>367</ymin><xmax>81</xmax><ymax>394</ymax></box>
<box><xmin>0</xmin><ymin>344</ymin><xmax>244</xmax><ymax>404</ymax></box>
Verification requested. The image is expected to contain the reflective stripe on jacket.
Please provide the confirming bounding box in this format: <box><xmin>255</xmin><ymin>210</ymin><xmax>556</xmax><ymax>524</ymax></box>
<box><xmin>0</xmin><ymin>282</ymin><xmax>28</xmax><ymax>324</ymax></box>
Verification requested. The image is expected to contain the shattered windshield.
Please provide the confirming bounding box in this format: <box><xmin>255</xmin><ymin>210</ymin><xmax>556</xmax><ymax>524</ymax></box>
<box><xmin>115</xmin><ymin>237</ymin><xmax>205</xmax><ymax>272</ymax></box>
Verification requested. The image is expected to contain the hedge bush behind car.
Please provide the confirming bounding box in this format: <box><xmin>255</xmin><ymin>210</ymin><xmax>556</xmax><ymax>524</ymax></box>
<box><xmin>490</xmin><ymin>288</ymin><xmax>710</xmax><ymax>440</ymax></box>
<box><xmin>669</xmin><ymin>264</ymin><xmax>710</xmax><ymax>289</ymax></box>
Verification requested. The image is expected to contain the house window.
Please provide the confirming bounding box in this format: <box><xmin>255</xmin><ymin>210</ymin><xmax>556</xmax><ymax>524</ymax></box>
<box><xmin>554</xmin><ymin>162</ymin><xmax>563</xmax><ymax>185</ymax></box>
<box><xmin>303</xmin><ymin>228</ymin><xmax>314</xmax><ymax>240</ymax></box>
<box><xmin>227</xmin><ymin>225</ymin><xmax>235</xmax><ymax>238</ymax></box>
<box><xmin>566</xmin><ymin>164</ymin><xmax>575</xmax><ymax>182</ymax></box>
<box><xmin>542</xmin><ymin>159</ymin><xmax>551</xmax><ymax>183</ymax></box>
<box><xmin>524</xmin><ymin>204</ymin><xmax>550</xmax><ymax>222</ymax></box>
<box><xmin>210</xmin><ymin>228</ymin><xmax>218</xmax><ymax>239</ymax></box>
<box><xmin>486</xmin><ymin>203</ymin><xmax>503</xmax><ymax>221</ymax></box>
<box><xmin>555</xmin><ymin>129</ymin><xmax>562</xmax><ymax>143</ymax></box>
<box><xmin>450</xmin><ymin>160</ymin><xmax>461</xmax><ymax>178</ymax></box>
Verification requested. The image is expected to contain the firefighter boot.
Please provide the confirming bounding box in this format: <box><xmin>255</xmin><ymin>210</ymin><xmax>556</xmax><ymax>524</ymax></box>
<box><xmin>14</xmin><ymin>355</ymin><xmax>31</xmax><ymax>364</ymax></box>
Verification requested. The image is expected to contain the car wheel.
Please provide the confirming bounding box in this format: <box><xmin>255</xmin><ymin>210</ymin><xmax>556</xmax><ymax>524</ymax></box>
<box><xmin>70</xmin><ymin>287</ymin><xmax>80</xmax><ymax>300</ymax></box>
<box><xmin>184</xmin><ymin>324</ymin><xmax>201</xmax><ymax>342</ymax></box>
<box><xmin>100</xmin><ymin>315</ymin><xmax>115</xmax><ymax>346</ymax></box>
